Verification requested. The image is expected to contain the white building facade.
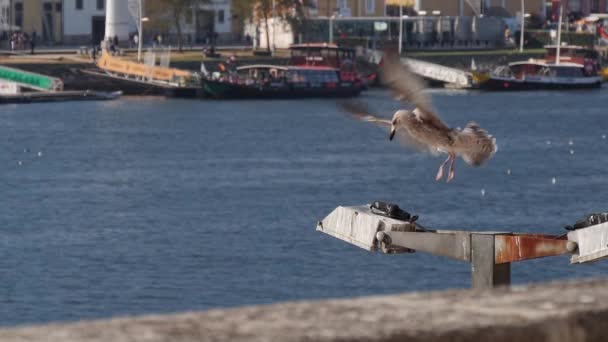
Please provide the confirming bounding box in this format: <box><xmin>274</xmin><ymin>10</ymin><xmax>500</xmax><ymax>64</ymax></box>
<box><xmin>0</xmin><ymin>0</ymin><xmax>9</xmax><ymax>27</ymax></box>
<box><xmin>245</xmin><ymin>18</ymin><xmax>294</xmax><ymax>49</ymax></box>
<box><xmin>62</xmin><ymin>0</ymin><xmax>135</xmax><ymax>44</ymax></box>
<box><xmin>179</xmin><ymin>0</ymin><xmax>235</xmax><ymax>43</ymax></box>
<box><xmin>63</xmin><ymin>0</ymin><xmax>107</xmax><ymax>44</ymax></box>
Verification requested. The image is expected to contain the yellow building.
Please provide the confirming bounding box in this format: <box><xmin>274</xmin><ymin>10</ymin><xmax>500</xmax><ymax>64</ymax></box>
<box><xmin>10</xmin><ymin>0</ymin><xmax>63</xmax><ymax>43</ymax></box>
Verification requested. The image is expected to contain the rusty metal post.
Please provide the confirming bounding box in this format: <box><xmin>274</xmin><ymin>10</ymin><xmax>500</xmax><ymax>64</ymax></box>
<box><xmin>317</xmin><ymin>206</ymin><xmax>577</xmax><ymax>290</ymax></box>
<box><xmin>471</xmin><ymin>234</ymin><xmax>511</xmax><ymax>289</ymax></box>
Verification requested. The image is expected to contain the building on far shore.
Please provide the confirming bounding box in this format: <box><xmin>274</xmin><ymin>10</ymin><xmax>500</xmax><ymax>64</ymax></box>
<box><xmin>0</xmin><ymin>0</ymin><xmax>9</xmax><ymax>25</ymax></box>
<box><xmin>7</xmin><ymin>0</ymin><xmax>63</xmax><ymax>44</ymax></box>
<box><xmin>1</xmin><ymin>0</ymin><xmax>133</xmax><ymax>45</ymax></box>
<box><xmin>145</xmin><ymin>0</ymin><xmax>236</xmax><ymax>44</ymax></box>
<box><xmin>62</xmin><ymin>0</ymin><xmax>113</xmax><ymax>45</ymax></box>
<box><xmin>2</xmin><ymin>0</ymin><xmax>237</xmax><ymax>46</ymax></box>
<box><xmin>312</xmin><ymin>0</ymin><xmax>388</xmax><ymax>17</ymax></box>
<box><xmin>411</xmin><ymin>0</ymin><xmax>546</xmax><ymax>18</ymax></box>
<box><xmin>413</xmin><ymin>1</ymin><xmax>608</xmax><ymax>20</ymax></box>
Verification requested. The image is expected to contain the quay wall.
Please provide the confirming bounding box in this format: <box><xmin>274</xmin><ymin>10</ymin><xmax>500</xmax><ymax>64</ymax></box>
<box><xmin>1</xmin><ymin>278</ymin><xmax>608</xmax><ymax>342</ymax></box>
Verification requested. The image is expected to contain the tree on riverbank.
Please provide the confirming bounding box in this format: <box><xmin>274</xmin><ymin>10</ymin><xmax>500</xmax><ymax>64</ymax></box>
<box><xmin>232</xmin><ymin>0</ymin><xmax>312</xmax><ymax>52</ymax></box>
<box><xmin>149</xmin><ymin>0</ymin><xmax>208</xmax><ymax>52</ymax></box>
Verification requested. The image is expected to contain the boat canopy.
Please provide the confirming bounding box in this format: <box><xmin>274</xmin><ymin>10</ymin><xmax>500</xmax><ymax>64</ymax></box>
<box><xmin>509</xmin><ymin>60</ymin><xmax>584</xmax><ymax>68</ymax></box>
<box><xmin>543</xmin><ymin>45</ymin><xmax>600</xmax><ymax>63</ymax></box>
<box><xmin>543</xmin><ymin>45</ymin><xmax>587</xmax><ymax>50</ymax></box>
<box><xmin>289</xmin><ymin>43</ymin><xmax>354</xmax><ymax>51</ymax></box>
<box><xmin>236</xmin><ymin>65</ymin><xmax>339</xmax><ymax>72</ymax></box>
<box><xmin>236</xmin><ymin>64</ymin><xmax>289</xmax><ymax>71</ymax></box>
<box><xmin>288</xmin><ymin>43</ymin><xmax>356</xmax><ymax>69</ymax></box>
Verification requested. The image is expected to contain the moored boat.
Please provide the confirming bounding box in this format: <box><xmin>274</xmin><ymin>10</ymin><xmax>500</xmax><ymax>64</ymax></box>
<box><xmin>481</xmin><ymin>3</ymin><xmax>603</xmax><ymax>91</ymax></box>
<box><xmin>482</xmin><ymin>60</ymin><xmax>602</xmax><ymax>90</ymax></box>
<box><xmin>201</xmin><ymin>64</ymin><xmax>362</xmax><ymax>99</ymax></box>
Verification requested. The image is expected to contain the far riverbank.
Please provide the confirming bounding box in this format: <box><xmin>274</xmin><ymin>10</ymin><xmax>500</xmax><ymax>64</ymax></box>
<box><xmin>0</xmin><ymin>48</ymin><xmax>550</xmax><ymax>93</ymax></box>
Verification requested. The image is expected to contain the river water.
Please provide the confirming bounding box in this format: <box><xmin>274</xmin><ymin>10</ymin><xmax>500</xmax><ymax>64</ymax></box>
<box><xmin>1</xmin><ymin>89</ymin><xmax>608</xmax><ymax>326</ymax></box>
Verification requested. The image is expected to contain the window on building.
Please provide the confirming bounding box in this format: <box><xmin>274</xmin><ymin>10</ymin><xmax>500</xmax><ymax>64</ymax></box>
<box><xmin>218</xmin><ymin>9</ymin><xmax>225</xmax><ymax>23</ymax></box>
<box><xmin>97</xmin><ymin>0</ymin><xmax>104</xmax><ymax>10</ymax></box>
<box><xmin>567</xmin><ymin>0</ymin><xmax>581</xmax><ymax>12</ymax></box>
<box><xmin>75</xmin><ymin>0</ymin><xmax>83</xmax><ymax>10</ymax></box>
<box><xmin>43</xmin><ymin>2</ymin><xmax>53</xmax><ymax>11</ymax></box>
<box><xmin>365</xmin><ymin>0</ymin><xmax>374</xmax><ymax>14</ymax></box>
<box><xmin>13</xmin><ymin>2</ymin><xmax>23</xmax><ymax>28</ymax></box>
<box><xmin>185</xmin><ymin>9</ymin><xmax>193</xmax><ymax>24</ymax></box>
<box><xmin>15</xmin><ymin>12</ymin><xmax>23</xmax><ymax>29</ymax></box>
<box><xmin>55</xmin><ymin>3</ymin><xmax>62</xmax><ymax>12</ymax></box>
<box><xmin>336</xmin><ymin>0</ymin><xmax>346</xmax><ymax>9</ymax></box>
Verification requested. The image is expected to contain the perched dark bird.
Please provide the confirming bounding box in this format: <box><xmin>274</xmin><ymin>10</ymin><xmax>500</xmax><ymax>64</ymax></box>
<box><xmin>341</xmin><ymin>51</ymin><xmax>497</xmax><ymax>182</ymax></box>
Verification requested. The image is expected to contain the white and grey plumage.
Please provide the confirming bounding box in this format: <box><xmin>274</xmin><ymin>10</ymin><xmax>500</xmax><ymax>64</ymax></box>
<box><xmin>341</xmin><ymin>51</ymin><xmax>497</xmax><ymax>182</ymax></box>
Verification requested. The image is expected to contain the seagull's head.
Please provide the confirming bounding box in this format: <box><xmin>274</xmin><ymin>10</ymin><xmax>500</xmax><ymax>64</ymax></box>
<box><xmin>389</xmin><ymin>110</ymin><xmax>408</xmax><ymax>141</ymax></box>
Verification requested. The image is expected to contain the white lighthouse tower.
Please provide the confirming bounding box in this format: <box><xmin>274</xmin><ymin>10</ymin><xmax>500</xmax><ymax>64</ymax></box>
<box><xmin>105</xmin><ymin>0</ymin><xmax>131</xmax><ymax>43</ymax></box>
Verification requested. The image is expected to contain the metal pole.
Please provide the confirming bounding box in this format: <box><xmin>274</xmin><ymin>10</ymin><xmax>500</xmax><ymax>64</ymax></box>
<box><xmin>519</xmin><ymin>0</ymin><xmax>524</xmax><ymax>52</ymax></box>
<box><xmin>329</xmin><ymin>16</ymin><xmax>333</xmax><ymax>44</ymax></box>
<box><xmin>398</xmin><ymin>2</ymin><xmax>403</xmax><ymax>54</ymax></box>
<box><xmin>556</xmin><ymin>3</ymin><xmax>562</xmax><ymax>65</ymax></box>
<box><xmin>137</xmin><ymin>0</ymin><xmax>143</xmax><ymax>62</ymax></box>
<box><xmin>272</xmin><ymin>0</ymin><xmax>276</xmax><ymax>51</ymax></box>
<box><xmin>8</xmin><ymin>0</ymin><xmax>13</xmax><ymax>48</ymax></box>
<box><xmin>471</xmin><ymin>234</ymin><xmax>511</xmax><ymax>289</ymax></box>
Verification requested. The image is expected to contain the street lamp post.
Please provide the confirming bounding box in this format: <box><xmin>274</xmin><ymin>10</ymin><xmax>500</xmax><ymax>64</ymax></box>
<box><xmin>398</xmin><ymin>1</ymin><xmax>403</xmax><ymax>54</ymax></box>
<box><xmin>329</xmin><ymin>15</ymin><xmax>333</xmax><ymax>43</ymax></box>
<box><xmin>556</xmin><ymin>3</ymin><xmax>563</xmax><ymax>65</ymax></box>
<box><xmin>272</xmin><ymin>0</ymin><xmax>276</xmax><ymax>52</ymax></box>
<box><xmin>137</xmin><ymin>0</ymin><xmax>148</xmax><ymax>62</ymax></box>
<box><xmin>519</xmin><ymin>0</ymin><xmax>524</xmax><ymax>52</ymax></box>
<box><xmin>8</xmin><ymin>0</ymin><xmax>13</xmax><ymax>47</ymax></box>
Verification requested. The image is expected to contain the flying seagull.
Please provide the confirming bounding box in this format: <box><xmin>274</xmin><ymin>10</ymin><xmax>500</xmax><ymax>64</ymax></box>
<box><xmin>341</xmin><ymin>51</ymin><xmax>497</xmax><ymax>182</ymax></box>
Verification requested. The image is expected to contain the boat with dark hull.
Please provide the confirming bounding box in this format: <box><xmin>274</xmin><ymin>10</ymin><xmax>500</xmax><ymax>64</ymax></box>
<box><xmin>201</xmin><ymin>65</ymin><xmax>363</xmax><ymax>99</ymax></box>
<box><xmin>482</xmin><ymin>61</ymin><xmax>603</xmax><ymax>90</ymax></box>
<box><xmin>481</xmin><ymin>3</ymin><xmax>603</xmax><ymax>91</ymax></box>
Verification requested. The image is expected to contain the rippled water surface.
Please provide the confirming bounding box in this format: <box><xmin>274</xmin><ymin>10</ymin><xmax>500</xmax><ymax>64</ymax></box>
<box><xmin>2</xmin><ymin>89</ymin><xmax>608</xmax><ymax>326</ymax></box>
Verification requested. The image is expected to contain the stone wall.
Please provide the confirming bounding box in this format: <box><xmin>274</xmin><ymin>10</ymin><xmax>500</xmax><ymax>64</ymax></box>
<box><xmin>1</xmin><ymin>278</ymin><xmax>608</xmax><ymax>342</ymax></box>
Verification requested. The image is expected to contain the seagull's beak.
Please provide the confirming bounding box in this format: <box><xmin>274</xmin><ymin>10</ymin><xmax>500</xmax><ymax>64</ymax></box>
<box><xmin>389</xmin><ymin>126</ymin><xmax>396</xmax><ymax>141</ymax></box>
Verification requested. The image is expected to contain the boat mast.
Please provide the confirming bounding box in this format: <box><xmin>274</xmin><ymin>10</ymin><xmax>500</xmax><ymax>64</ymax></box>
<box><xmin>556</xmin><ymin>3</ymin><xmax>563</xmax><ymax>65</ymax></box>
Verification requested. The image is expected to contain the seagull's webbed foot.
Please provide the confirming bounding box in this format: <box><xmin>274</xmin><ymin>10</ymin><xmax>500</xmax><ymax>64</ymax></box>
<box><xmin>446</xmin><ymin>153</ymin><xmax>456</xmax><ymax>183</ymax></box>
<box><xmin>436</xmin><ymin>155</ymin><xmax>451</xmax><ymax>181</ymax></box>
<box><xmin>435</xmin><ymin>165</ymin><xmax>444</xmax><ymax>181</ymax></box>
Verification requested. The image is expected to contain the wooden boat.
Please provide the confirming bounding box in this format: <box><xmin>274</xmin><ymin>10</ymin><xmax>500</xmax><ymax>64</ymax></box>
<box><xmin>201</xmin><ymin>64</ymin><xmax>363</xmax><ymax>99</ymax></box>
<box><xmin>93</xmin><ymin>51</ymin><xmax>201</xmax><ymax>97</ymax></box>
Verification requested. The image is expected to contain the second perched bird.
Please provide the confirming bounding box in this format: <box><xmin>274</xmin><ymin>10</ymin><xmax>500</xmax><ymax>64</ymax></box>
<box><xmin>342</xmin><ymin>51</ymin><xmax>497</xmax><ymax>182</ymax></box>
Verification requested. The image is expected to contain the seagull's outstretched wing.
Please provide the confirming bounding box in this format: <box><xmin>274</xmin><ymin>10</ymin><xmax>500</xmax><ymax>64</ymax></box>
<box><xmin>339</xmin><ymin>100</ymin><xmax>391</xmax><ymax>126</ymax></box>
<box><xmin>339</xmin><ymin>101</ymin><xmax>437</xmax><ymax>154</ymax></box>
<box><xmin>380</xmin><ymin>50</ymin><xmax>450</xmax><ymax>132</ymax></box>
